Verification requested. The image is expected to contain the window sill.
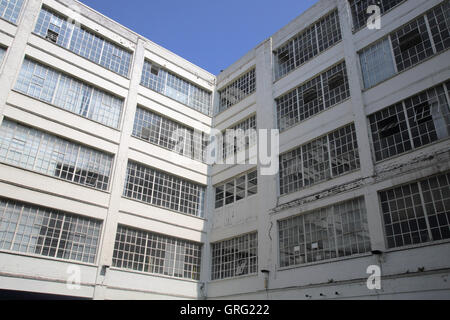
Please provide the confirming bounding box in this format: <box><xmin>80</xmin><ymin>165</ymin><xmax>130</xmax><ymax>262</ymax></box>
<box><xmin>0</xmin><ymin>249</ymin><xmax>99</xmax><ymax>268</ymax></box>
<box><xmin>278</xmin><ymin>168</ymin><xmax>362</xmax><ymax>199</ymax></box>
<box><xmin>273</xmin><ymin>40</ymin><xmax>343</xmax><ymax>84</ymax></box>
<box><xmin>109</xmin><ymin>267</ymin><xmax>201</xmax><ymax>284</ymax></box>
<box><xmin>384</xmin><ymin>238</ymin><xmax>450</xmax><ymax>255</ymax></box>
<box><xmin>121</xmin><ymin>196</ymin><xmax>207</xmax><ymax>221</ymax></box>
<box><xmin>278</xmin><ymin>96</ymin><xmax>351</xmax><ymax>134</ymax></box>
<box><xmin>276</xmin><ymin>252</ymin><xmax>372</xmax><ymax>272</ymax></box>
<box><xmin>214</xmin><ymin>193</ymin><xmax>259</xmax><ymax>211</ymax></box>
<box><xmin>214</xmin><ymin>93</ymin><xmax>256</xmax><ymax>118</ymax></box>
<box><xmin>209</xmin><ymin>273</ymin><xmax>258</xmax><ymax>284</ymax></box>
<box><xmin>0</xmin><ymin>162</ymin><xmax>112</xmax><ymax>195</ymax></box>
<box><xmin>373</xmin><ymin>135</ymin><xmax>450</xmax><ymax>165</ymax></box>
<box><xmin>130</xmin><ymin>135</ymin><xmax>207</xmax><ymax>165</ymax></box>
<box><xmin>361</xmin><ymin>46</ymin><xmax>450</xmax><ymax>92</ymax></box>
<box><xmin>11</xmin><ymin>89</ymin><xmax>122</xmax><ymax>132</ymax></box>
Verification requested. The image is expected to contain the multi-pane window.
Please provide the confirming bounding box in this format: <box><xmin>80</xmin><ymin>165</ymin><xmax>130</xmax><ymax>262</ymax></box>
<box><xmin>15</xmin><ymin>59</ymin><xmax>123</xmax><ymax>128</ymax></box>
<box><xmin>113</xmin><ymin>225</ymin><xmax>202</xmax><ymax>280</ymax></box>
<box><xmin>369</xmin><ymin>83</ymin><xmax>450</xmax><ymax>162</ymax></box>
<box><xmin>0</xmin><ymin>0</ymin><xmax>24</xmax><ymax>24</ymax></box>
<box><xmin>276</xmin><ymin>61</ymin><xmax>350</xmax><ymax>131</ymax></box>
<box><xmin>132</xmin><ymin>106</ymin><xmax>208</xmax><ymax>163</ymax></box>
<box><xmin>359</xmin><ymin>38</ymin><xmax>396</xmax><ymax>89</ymax></box>
<box><xmin>359</xmin><ymin>2</ymin><xmax>450</xmax><ymax>88</ymax></box>
<box><xmin>391</xmin><ymin>16</ymin><xmax>434</xmax><ymax>73</ymax></box>
<box><xmin>0</xmin><ymin>119</ymin><xmax>113</xmax><ymax>191</ymax></box>
<box><xmin>34</xmin><ymin>7</ymin><xmax>132</xmax><ymax>77</ymax></box>
<box><xmin>427</xmin><ymin>1</ymin><xmax>450</xmax><ymax>53</ymax></box>
<box><xmin>0</xmin><ymin>198</ymin><xmax>102</xmax><ymax>264</ymax></box>
<box><xmin>123</xmin><ymin>161</ymin><xmax>206</xmax><ymax>218</ymax></box>
<box><xmin>211</xmin><ymin>233</ymin><xmax>258</xmax><ymax>280</ymax></box>
<box><xmin>279</xmin><ymin>197</ymin><xmax>371</xmax><ymax>267</ymax></box>
<box><xmin>279</xmin><ymin>123</ymin><xmax>360</xmax><ymax>195</ymax></box>
<box><xmin>380</xmin><ymin>172</ymin><xmax>450</xmax><ymax>249</ymax></box>
<box><xmin>274</xmin><ymin>9</ymin><xmax>342</xmax><ymax>80</ymax></box>
<box><xmin>221</xmin><ymin>115</ymin><xmax>257</xmax><ymax>161</ymax></box>
<box><xmin>141</xmin><ymin>60</ymin><xmax>212</xmax><ymax>116</ymax></box>
<box><xmin>215</xmin><ymin>170</ymin><xmax>258</xmax><ymax>209</ymax></box>
<box><xmin>218</xmin><ymin>68</ymin><xmax>256</xmax><ymax>113</ymax></box>
<box><xmin>349</xmin><ymin>0</ymin><xmax>406</xmax><ymax>32</ymax></box>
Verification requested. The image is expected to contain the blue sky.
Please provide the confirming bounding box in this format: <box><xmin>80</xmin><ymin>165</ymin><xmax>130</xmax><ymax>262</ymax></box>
<box><xmin>79</xmin><ymin>0</ymin><xmax>318</xmax><ymax>75</ymax></box>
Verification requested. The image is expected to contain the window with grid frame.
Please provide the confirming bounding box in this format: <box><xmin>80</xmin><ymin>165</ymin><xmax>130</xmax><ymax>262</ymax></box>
<box><xmin>390</xmin><ymin>16</ymin><xmax>434</xmax><ymax>73</ymax></box>
<box><xmin>0</xmin><ymin>0</ymin><xmax>24</xmax><ymax>24</ymax></box>
<box><xmin>380</xmin><ymin>172</ymin><xmax>450</xmax><ymax>249</ymax></box>
<box><xmin>141</xmin><ymin>60</ymin><xmax>212</xmax><ymax>116</ymax></box>
<box><xmin>0</xmin><ymin>119</ymin><xmax>113</xmax><ymax>191</ymax></box>
<box><xmin>34</xmin><ymin>7</ymin><xmax>132</xmax><ymax>77</ymax></box>
<box><xmin>215</xmin><ymin>169</ymin><xmax>258</xmax><ymax>209</ymax></box>
<box><xmin>222</xmin><ymin>115</ymin><xmax>257</xmax><ymax>161</ymax></box>
<box><xmin>278</xmin><ymin>197</ymin><xmax>371</xmax><ymax>268</ymax></box>
<box><xmin>112</xmin><ymin>225</ymin><xmax>202</xmax><ymax>280</ymax></box>
<box><xmin>123</xmin><ymin>161</ymin><xmax>206</xmax><ymax>218</ymax></box>
<box><xmin>0</xmin><ymin>198</ymin><xmax>102</xmax><ymax>264</ymax></box>
<box><xmin>359</xmin><ymin>1</ymin><xmax>450</xmax><ymax>88</ymax></box>
<box><xmin>426</xmin><ymin>1</ymin><xmax>450</xmax><ymax>53</ymax></box>
<box><xmin>211</xmin><ymin>232</ymin><xmax>258</xmax><ymax>280</ymax></box>
<box><xmin>15</xmin><ymin>58</ymin><xmax>123</xmax><ymax>128</ymax></box>
<box><xmin>274</xmin><ymin>9</ymin><xmax>342</xmax><ymax>81</ymax></box>
<box><xmin>276</xmin><ymin>61</ymin><xmax>350</xmax><ymax>132</ymax></box>
<box><xmin>218</xmin><ymin>68</ymin><xmax>256</xmax><ymax>113</ymax></box>
<box><xmin>368</xmin><ymin>82</ymin><xmax>450</xmax><ymax>162</ymax></box>
<box><xmin>348</xmin><ymin>0</ymin><xmax>407</xmax><ymax>32</ymax></box>
<box><xmin>279</xmin><ymin>123</ymin><xmax>360</xmax><ymax>195</ymax></box>
<box><xmin>132</xmin><ymin>106</ymin><xmax>208</xmax><ymax>163</ymax></box>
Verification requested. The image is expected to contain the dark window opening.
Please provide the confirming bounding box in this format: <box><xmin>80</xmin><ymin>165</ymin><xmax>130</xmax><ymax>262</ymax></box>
<box><xmin>399</xmin><ymin>29</ymin><xmax>423</xmax><ymax>52</ymax></box>
<box><xmin>302</xmin><ymin>87</ymin><xmax>318</xmax><ymax>104</ymax></box>
<box><xmin>151</xmin><ymin>66</ymin><xmax>160</xmax><ymax>76</ymax></box>
<box><xmin>379</xmin><ymin>115</ymin><xmax>400</xmax><ymax>138</ymax></box>
<box><xmin>327</xmin><ymin>72</ymin><xmax>344</xmax><ymax>90</ymax></box>
<box><xmin>141</xmin><ymin>127</ymin><xmax>151</xmax><ymax>140</ymax></box>
<box><xmin>46</xmin><ymin>29</ymin><xmax>59</xmax><ymax>43</ymax></box>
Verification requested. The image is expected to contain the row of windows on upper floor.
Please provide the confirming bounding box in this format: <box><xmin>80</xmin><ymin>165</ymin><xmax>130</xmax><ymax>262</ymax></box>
<box><xmin>2</xmin><ymin>167</ymin><xmax>449</xmax><ymax>282</ymax></box>
<box><xmin>2</xmin><ymin>81</ymin><xmax>447</xmax><ymax>225</ymax></box>
<box><xmin>279</xmin><ymin>79</ymin><xmax>450</xmax><ymax>196</ymax></box>
<box><xmin>217</xmin><ymin>1</ymin><xmax>448</xmax><ymax>115</ymax></box>
<box><xmin>11</xmin><ymin>56</ymin><xmax>259</xmax><ymax>166</ymax></box>
<box><xmin>1</xmin><ymin>4</ymin><xmax>214</xmax><ymax>116</ymax></box>
<box><xmin>13</xmin><ymin>58</ymin><xmax>212</xmax><ymax>162</ymax></box>
<box><xmin>276</xmin><ymin>1</ymin><xmax>449</xmax><ymax>132</ymax></box>
<box><xmin>11</xmin><ymin>58</ymin><xmax>259</xmax><ymax>170</ymax></box>
<box><xmin>5</xmin><ymin>2</ymin><xmax>449</xmax><ymax>138</ymax></box>
<box><xmin>0</xmin><ymin>119</ymin><xmax>207</xmax><ymax>218</ymax></box>
<box><xmin>272</xmin><ymin>0</ymin><xmax>410</xmax><ymax>80</ymax></box>
<box><xmin>10</xmin><ymin>58</ymin><xmax>449</xmax><ymax>212</ymax></box>
<box><xmin>4</xmin><ymin>1</ymin><xmax>446</xmax><ymax>117</ymax></box>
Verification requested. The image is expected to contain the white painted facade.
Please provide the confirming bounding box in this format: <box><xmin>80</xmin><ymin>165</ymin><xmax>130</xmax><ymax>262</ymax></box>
<box><xmin>0</xmin><ymin>0</ymin><xmax>449</xmax><ymax>300</ymax></box>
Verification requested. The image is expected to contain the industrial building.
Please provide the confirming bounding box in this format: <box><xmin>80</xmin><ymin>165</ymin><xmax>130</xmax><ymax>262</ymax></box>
<box><xmin>0</xmin><ymin>0</ymin><xmax>449</xmax><ymax>299</ymax></box>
